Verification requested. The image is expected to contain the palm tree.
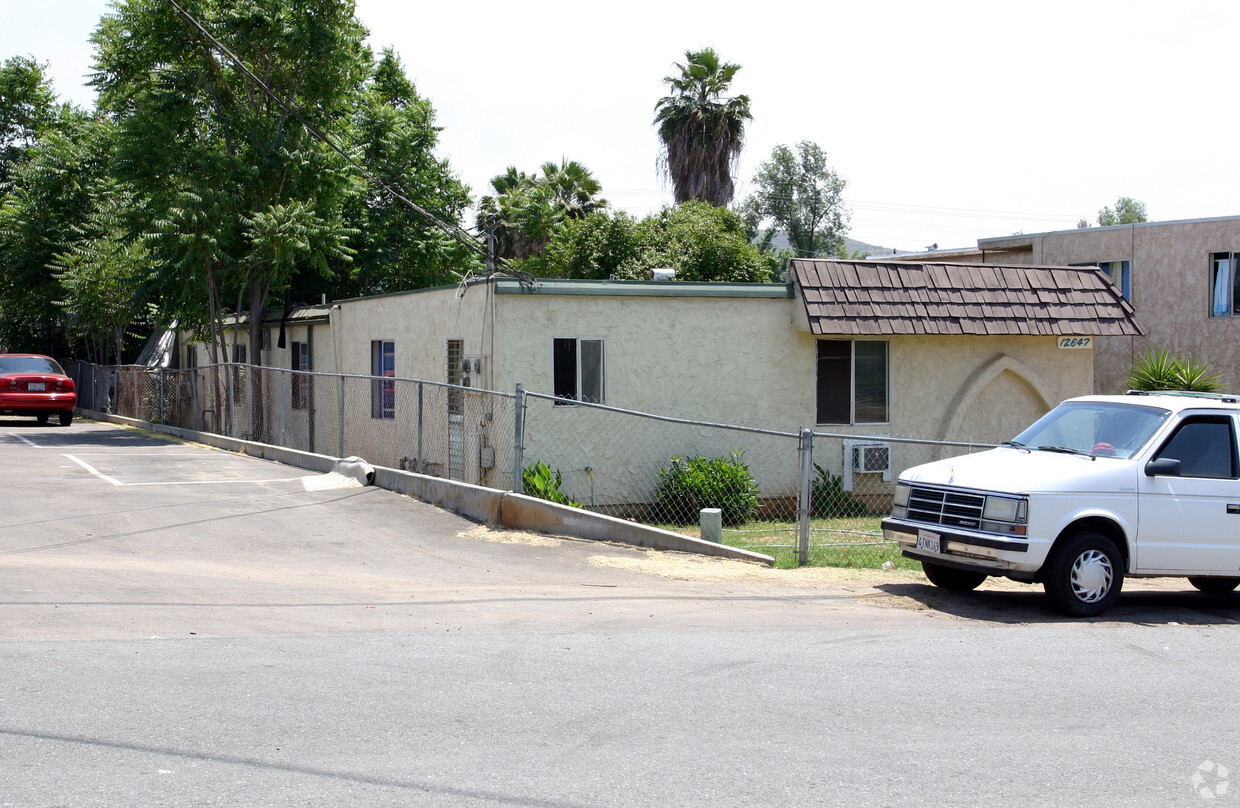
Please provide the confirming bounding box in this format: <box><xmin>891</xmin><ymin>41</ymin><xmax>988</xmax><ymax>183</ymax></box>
<box><xmin>539</xmin><ymin>159</ymin><xmax>608</xmax><ymax>220</ymax></box>
<box><xmin>476</xmin><ymin>161</ymin><xmax>608</xmax><ymax>260</ymax></box>
<box><xmin>654</xmin><ymin>48</ymin><xmax>752</xmax><ymax>207</ymax></box>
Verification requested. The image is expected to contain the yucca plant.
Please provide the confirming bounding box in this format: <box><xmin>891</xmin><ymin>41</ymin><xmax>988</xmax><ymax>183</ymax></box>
<box><xmin>1124</xmin><ymin>348</ymin><xmax>1222</xmax><ymax>393</ymax></box>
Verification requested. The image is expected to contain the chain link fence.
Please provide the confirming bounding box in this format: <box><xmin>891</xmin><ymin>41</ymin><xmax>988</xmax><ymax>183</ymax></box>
<box><xmin>67</xmin><ymin>361</ymin><xmax>994</xmax><ymax>568</ymax></box>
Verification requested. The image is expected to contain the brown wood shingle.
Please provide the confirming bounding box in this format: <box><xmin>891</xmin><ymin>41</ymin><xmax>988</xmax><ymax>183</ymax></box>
<box><xmin>791</xmin><ymin>259</ymin><xmax>1145</xmax><ymax>337</ymax></box>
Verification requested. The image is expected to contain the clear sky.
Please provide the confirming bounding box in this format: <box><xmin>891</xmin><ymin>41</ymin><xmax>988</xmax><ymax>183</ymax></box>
<box><xmin>5</xmin><ymin>0</ymin><xmax>1238</xmax><ymax>253</ymax></box>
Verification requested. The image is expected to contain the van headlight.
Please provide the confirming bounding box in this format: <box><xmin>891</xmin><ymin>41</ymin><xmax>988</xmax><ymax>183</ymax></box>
<box><xmin>981</xmin><ymin>496</ymin><xmax>1027</xmax><ymax>535</ymax></box>
<box><xmin>891</xmin><ymin>483</ymin><xmax>910</xmax><ymax>518</ymax></box>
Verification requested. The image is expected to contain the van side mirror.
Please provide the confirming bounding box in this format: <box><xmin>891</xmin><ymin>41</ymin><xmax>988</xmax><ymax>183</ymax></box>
<box><xmin>1145</xmin><ymin>457</ymin><xmax>1182</xmax><ymax>477</ymax></box>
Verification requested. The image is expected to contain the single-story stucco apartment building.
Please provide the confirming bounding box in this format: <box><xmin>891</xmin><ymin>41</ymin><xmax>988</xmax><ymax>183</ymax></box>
<box><xmin>177</xmin><ymin>260</ymin><xmax>1140</xmax><ymax>503</ymax></box>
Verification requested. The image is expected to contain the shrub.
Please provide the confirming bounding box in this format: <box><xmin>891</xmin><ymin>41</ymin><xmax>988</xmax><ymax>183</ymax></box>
<box><xmin>810</xmin><ymin>464</ymin><xmax>869</xmax><ymax>518</ymax></box>
<box><xmin>656</xmin><ymin>449</ymin><xmax>759</xmax><ymax>526</ymax></box>
<box><xmin>1124</xmin><ymin>348</ymin><xmax>1221</xmax><ymax>393</ymax></box>
<box><xmin>521</xmin><ymin>461</ymin><xmax>582</xmax><ymax>508</ymax></box>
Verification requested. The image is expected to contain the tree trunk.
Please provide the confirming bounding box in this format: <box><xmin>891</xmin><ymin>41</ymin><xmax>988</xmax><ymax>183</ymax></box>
<box><xmin>246</xmin><ymin>276</ymin><xmax>269</xmax><ymax>443</ymax></box>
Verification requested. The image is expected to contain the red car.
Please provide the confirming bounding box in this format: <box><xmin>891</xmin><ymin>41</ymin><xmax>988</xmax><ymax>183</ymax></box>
<box><xmin>0</xmin><ymin>354</ymin><xmax>77</xmax><ymax>426</ymax></box>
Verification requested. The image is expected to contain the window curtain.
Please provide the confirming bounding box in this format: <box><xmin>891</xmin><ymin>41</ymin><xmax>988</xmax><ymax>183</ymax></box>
<box><xmin>1213</xmin><ymin>256</ymin><xmax>1232</xmax><ymax>317</ymax></box>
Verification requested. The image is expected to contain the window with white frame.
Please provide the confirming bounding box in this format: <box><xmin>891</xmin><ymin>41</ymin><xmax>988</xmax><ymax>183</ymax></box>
<box><xmin>370</xmin><ymin>340</ymin><xmax>395</xmax><ymax>419</ymax></box>
<box><xmin>816</xmin><ymin>339</ymin><xmax>889</xmax><ymax>425</ymax></box>
<box><xmin>553</xmin><ymin>338</ymin><xmax>605</xmax><ymax>405</ymax></box>
<box><xmin>1211</xmin><ymin>252</ymin><xmax>1240</xmax><ymax>317</ymax></box>
<box><xmin>291</xmin><ymin>340</ymin><xmax>310</xmax><ymax>410</ymax></box>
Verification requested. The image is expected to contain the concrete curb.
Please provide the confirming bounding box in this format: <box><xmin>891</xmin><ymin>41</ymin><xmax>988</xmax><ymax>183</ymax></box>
<box><xmin>82</xmin><ymin>410</ymin><xmax>775</xmax><ymax>566</ymax></box>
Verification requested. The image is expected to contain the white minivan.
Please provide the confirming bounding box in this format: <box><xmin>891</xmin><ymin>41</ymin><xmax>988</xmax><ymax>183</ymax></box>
<box><xmin>882</xmin><ymin>391</ymin><xmax>1240</xmax><ymax>616</ymax></box>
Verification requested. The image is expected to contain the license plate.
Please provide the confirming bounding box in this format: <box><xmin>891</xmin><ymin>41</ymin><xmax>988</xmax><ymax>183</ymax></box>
<box><xmin>916</xmin><ymin>529</ymin><xmax>941</xmax><ymax>554</ymax></box>
<box><xmin>28</xmin><ymin>382</ymin><xmax>45</xmax><ymax>391</ymax></box>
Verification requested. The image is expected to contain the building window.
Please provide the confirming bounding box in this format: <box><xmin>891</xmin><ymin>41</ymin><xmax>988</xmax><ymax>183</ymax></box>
<box><xmin>1211</xmin><ymin>252</ymin><xmax>1240</xmax><ymax>317</ymax></box>
<box><xmin>291</xmin><ymin>341</ymin><xmax>310</xmax><ymax>410</ymax></box>
<box><xmin>370</xmin><ymin>340</ymin><xmax>395</xmax><ymax>419</ymax></box>
<box><xmin>553</xmin><ymin>338</ymin><xmax>605</xmax><ymax>405</ymax></box>
<box><xmin>1098</xmin><ymin>261</ymin><xmax>1131</xmax><ymax>301</ymax></box>
<box><xmin>816</xmin><ymin>339</ymin><xmax>888</xmax><ymax>425</ymax></box>
<box><xmin>1073</xmin><ymin>261</ymin><xmax>1130</xmax><ymax>300</ymax></box>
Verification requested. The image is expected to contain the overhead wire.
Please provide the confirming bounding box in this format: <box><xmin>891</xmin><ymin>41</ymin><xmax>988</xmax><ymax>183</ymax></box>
<box><xmin>163</xmin><ymin>0</ymin><xmax>535</xmax><ymax>287</ymax></box>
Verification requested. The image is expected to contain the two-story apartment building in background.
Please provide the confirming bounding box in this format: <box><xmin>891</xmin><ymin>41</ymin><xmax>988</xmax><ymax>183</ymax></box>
<box><xmin>891</xmin><ymin>215</ymin><xmax>1240</xmax><ymax>393</ymax></box>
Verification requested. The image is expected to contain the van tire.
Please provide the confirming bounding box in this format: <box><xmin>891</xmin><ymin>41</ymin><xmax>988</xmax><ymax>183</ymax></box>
<box><xmin>1188</xmin><ymin>576</ymin><xmax>1240</xmax><ymax>594</ymax></box>
<box><xmin>1043</xmin><ymin>530</ymin><xmax>1123</xmax><ymax>617</ymax></box>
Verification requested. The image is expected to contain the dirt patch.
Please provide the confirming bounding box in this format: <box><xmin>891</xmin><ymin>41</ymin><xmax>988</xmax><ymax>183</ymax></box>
<box><xmin>459</xmin><ymin>525</ymin><xmax>563</xmax><ymax>547</ymax></box>
<box><xmin>587</xmin><ymin>548</ymin><xmax>924</xmax><ymax>589</ymax></box>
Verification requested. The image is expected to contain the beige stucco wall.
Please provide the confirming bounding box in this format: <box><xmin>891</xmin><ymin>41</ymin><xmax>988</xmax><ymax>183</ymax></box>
<box><xmin>176</xmin><ymin>281</ymin><xmax>1096</xmax><ymax>504</ymax></box>
<box><xmin>980</xmin><ymin>217</ymin><xmax>1240</xmax><ymax>393</ymax></box>
<box><xmin>481</xmin><ymin>289</ymin><xmax>1093</xmax><ymax>503</ymax></box>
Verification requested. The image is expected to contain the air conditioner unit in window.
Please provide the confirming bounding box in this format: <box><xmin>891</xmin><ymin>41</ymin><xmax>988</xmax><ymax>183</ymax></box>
<box><xmin>843</xmin><ymin>440</ymin><xmax>891</xmax><ymax>491</ymax></box>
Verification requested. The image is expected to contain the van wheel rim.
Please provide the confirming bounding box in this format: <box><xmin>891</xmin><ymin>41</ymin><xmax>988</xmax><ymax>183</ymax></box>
<box><xmin>1070</xmin><ymin>550</ymin><xmax>1113</xmax><ymax>603</ymax></box>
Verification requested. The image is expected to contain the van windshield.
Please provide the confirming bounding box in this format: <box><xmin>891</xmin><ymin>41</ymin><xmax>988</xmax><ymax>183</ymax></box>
<box><xmin>1011</xmin><ymin>401</ymin><xmax>1171</xmax><ymax>459</ymax></box>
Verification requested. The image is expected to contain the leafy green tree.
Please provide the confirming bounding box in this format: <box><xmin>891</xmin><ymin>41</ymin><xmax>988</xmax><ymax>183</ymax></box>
<box><xmin>92</xmin><ymin>0</ymin><xmax>372</xmax><ymax>438</ymax></box>
<box><xmin>1097</xmin><ymin>196</ymin><xmax>1148</xmax><ymax>226</ymax></box>
<box><xmin>654</xmin><ymin>48</ymin><xmax>752</xmax><ymax>207</ymax></box>
<box><xmin>0</xmin><ymin>109</ymin><xmax>109</xmax><ymax>354</ymax></box>
<box><xmin>522</xmin><ymin>210</ymin><xmax>643</xmax><ymax>279</ymax></box>
<box><xmin>639</xmin><ymin>202</ymin><xmax>772</xmax><ymax>282</ymax></box>
<box><xmin>741</xmin><ymin>140</ymin><xmax>850</xmax><ymax>259</ymax></box>
<box><xmin>340</xmin><ymin>49</ymin><xmax>474</xmax><ymax>296</ymax></box>
<box><xmin>0</xmin><ymin>56</ymin><xmax>60</xmax><ymax>190</ymax></box>
<box><xmin>53</xmin><ymin>180</ymin><xmax>150</xmax><ymax>364</ymax></box>
<box><xmin>522</xmin><ymin>201</ymin><xmax>774</xmax><ymax>283</ymax></box>
<box><xmin>92</xmin><ymin>0</ymin><xmax>370</xmax><ymax>374</ymax></box>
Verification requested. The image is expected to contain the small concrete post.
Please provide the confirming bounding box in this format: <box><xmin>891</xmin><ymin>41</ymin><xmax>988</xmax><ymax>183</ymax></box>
<box><xmin>700</xmin><ymin>508</ymin><xmax>723</xmax><ymax>545</ymax></box>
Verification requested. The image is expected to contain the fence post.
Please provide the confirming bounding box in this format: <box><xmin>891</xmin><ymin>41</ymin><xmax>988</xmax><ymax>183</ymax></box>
<box><xmin>191</xmin><ymin>368</ymin><xmax>200</xmax><ymax>432</ymax></box>
<box><xmin>512</xmin><ymin>383</ymin><xmax>525</xmax><ymax>493</ymax></box>
<box><xmin>797</xmin><ymin>429</ymin><xmax>814</xmax><ymax>566</ymax></box>
<box><xmin>416</xmin><ymin>381</ymin><xmax>424</xmax><ymax>474</ymax></box>
<box><xmin>279</xmin><ymin>370</ymin><xmax>287</xmax><ymax>447</ymax></box>
<box><xmin>339</xmin><ymin>374</ymin><xmax>346</xmax><ymax>458</ymax></box>
<box><xmin>158</xmin><ymin>367</ymin><xmax>166</xmax><ymax>424</ymax></box>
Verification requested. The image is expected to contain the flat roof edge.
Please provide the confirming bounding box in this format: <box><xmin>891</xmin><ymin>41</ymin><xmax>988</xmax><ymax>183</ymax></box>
<box><xmin>495</xmin><ymin>278</ymin><xmax>794</xmax><ymax>299</ymax></box>
<box><xmin>977</xmin><ymin>214</ymin><xmax>1240</xmax><ymax>247</ymax></box>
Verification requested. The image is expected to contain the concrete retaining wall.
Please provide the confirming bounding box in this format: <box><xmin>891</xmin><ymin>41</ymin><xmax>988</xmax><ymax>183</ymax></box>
<box><xmin>84</xmin><ymin>410</ymin><xmax>775</xmax><ymax>566</ymax></box>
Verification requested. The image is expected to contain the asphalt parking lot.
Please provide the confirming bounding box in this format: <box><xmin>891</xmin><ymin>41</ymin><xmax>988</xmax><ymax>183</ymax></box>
<box><xmin>0</xmin><ymin>417</ymin><xmax>937</xmax><ymax>643</ymax></box>
<box><xmin>5</xmin><ymin>417</ymin><xmax>1240</xmax><ymax>807</ymax></box>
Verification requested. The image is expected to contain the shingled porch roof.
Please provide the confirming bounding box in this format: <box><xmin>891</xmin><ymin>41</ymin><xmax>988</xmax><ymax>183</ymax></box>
<box><xmin>791</xmin><ymin>259</ymin><xmax>1144</xmax><ymax>337</ymax></box>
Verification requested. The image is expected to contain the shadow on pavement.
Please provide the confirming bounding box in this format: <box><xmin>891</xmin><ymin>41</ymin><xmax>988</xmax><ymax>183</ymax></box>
<box><xmin>876</xmin><ymin>581</ymin><xmax>1240</xmax><ymax>626</ymax></box>
<box><xmin>0</xmin><ymin>418</ymin><xmax>176</xmax><ymax>449</ymax></box>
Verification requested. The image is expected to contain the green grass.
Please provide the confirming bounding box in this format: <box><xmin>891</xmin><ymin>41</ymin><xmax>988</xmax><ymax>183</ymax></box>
<box><xmin>656</xmin><ymin>514</ymin><xmax>921</xmax><ymax>571</ymax></box>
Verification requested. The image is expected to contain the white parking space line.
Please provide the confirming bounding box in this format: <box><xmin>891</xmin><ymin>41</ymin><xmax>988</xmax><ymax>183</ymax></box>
<box><xmin>6</xmin><ymin>433</ymin><xmax>40</xmax><ymax>448</ymax></box>
<box><xmin>64</xmin><ymin>454</ymin><xmax>124</xmax><ymax>486</ymax></box>
<box><xmin>62</xmin><ymin>453</ymin><xmax>307</xmax><ymax>487</ymax></box>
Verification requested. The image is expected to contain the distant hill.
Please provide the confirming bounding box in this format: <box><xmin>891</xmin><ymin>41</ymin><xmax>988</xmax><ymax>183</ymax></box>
<box><xmin>764</xmin><ymin>232</ymin><xmax>897</xmax><ymax>259</ymax></box>
<box><xmin>843</xmin><ymin>237</ymin><xmax>899</xmax><ymax>259</ymax></box>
